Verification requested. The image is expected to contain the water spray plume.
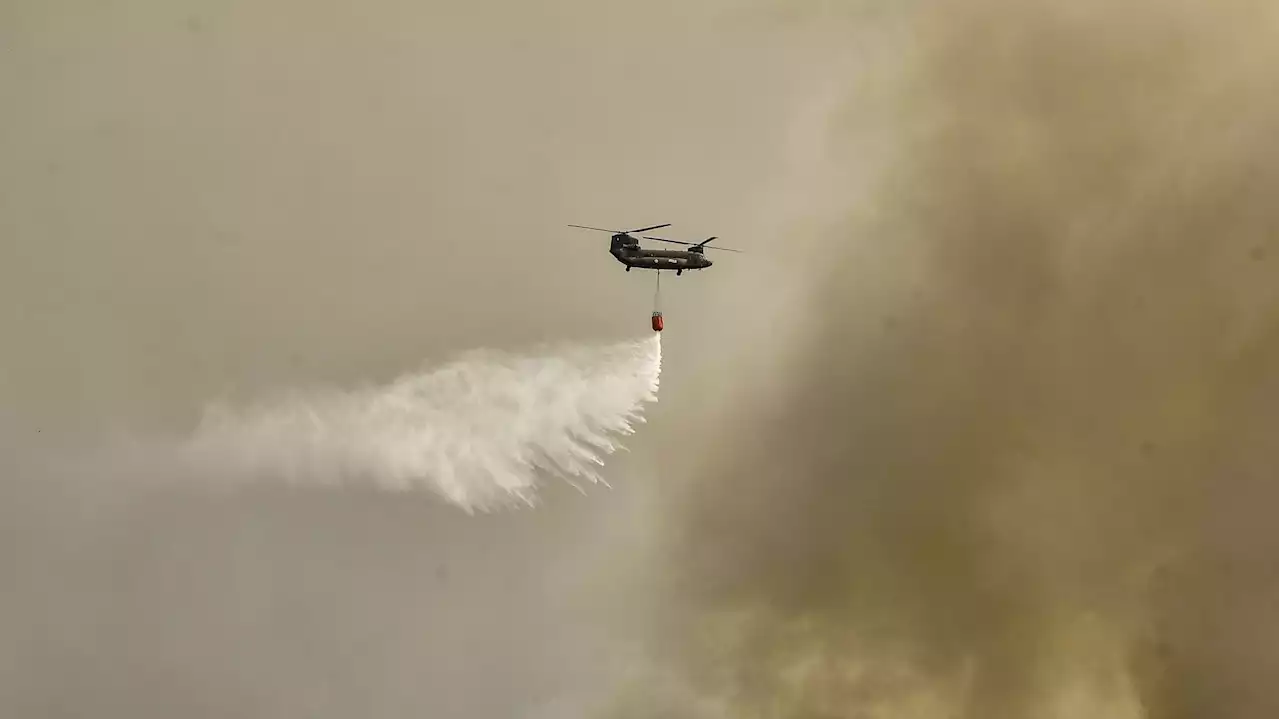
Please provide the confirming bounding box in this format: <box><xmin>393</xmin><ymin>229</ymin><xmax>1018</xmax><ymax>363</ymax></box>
<box><xmin>182</xmin><ymin>333</ymin><xmax>662</xmax><ymax>513</ymax></box>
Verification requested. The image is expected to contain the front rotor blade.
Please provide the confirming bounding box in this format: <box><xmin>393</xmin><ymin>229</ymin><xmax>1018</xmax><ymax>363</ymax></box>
<box><xmin>641</xmin><ymin>235</ymin><xmax>696</xmax><ymax>246</ymax></box>
<box><xmin>694</xmin><ymin>236</ymin><xmax>718</xmax><ymax>247</ymax></box>
<box><xmin>568</xmin><ymin>224</ymin><xmax>622</xmax><ymax>233</ymax></box>
<box><xmin>627</xmin><ymin>223</ymin><xmax>672</xmax><ymax>234</ymax></box>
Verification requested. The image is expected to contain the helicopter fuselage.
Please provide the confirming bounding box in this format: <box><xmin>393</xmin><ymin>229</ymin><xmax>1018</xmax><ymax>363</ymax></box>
<box><xmin>610</xmin><ymin>235</ymin><xmax>712</xmax><ymax>273</ymax></box>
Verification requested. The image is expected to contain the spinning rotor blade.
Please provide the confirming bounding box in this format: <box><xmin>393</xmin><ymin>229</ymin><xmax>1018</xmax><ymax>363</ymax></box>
<box><xmin>568</xmin><ymin>223</ymin><xmax>673</xmax><ymax>236</ymax></box>
<box><xmin>626</xmin><ymin>223</ymin><xmax>672</xmax><ymax>234</ymax></box>
<box><xmin>641</xmin><ymin>235</ymin><xmax>697</xmax><ymax>246</ymax></box>
<box><xmin>701</xmin><ymin>245</ymin><xmax>744</xmax><ymax>253</ymax></box>
<box><xmin>567</xmin><ymin>224</ymin><xmax>622</xmax><ymax>233</ymax></box>
<box><xmin>698</xmin><ymin>236</ymin><xmax>744</xmax><ymax>253</ymax></box>
<box><xmin>644</xmin><ymin>235</ymin><xmax>745</xmax><ymax>253</ymax></box>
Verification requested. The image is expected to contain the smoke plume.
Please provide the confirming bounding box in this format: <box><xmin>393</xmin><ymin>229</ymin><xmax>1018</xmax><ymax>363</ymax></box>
<box><xmin>631</xmin><ymin>0</ymin><xmax>1277</xmax><ymax>717</ymax></box>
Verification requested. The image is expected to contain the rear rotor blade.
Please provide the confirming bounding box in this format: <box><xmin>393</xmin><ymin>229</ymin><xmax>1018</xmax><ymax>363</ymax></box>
<box><xmin>641</xmin><ymin>235</ymin><xmax>696</xmax><ymax>246</ymax></box>
<box><xmin>694</xmin><ymin>236</ymin><xmax>744</xmax><ymax>253</ymax></box>
<box><xmin>644</xmin><ymin>234</ymin><xmax>744</xmax><ymax>252</ymax></box>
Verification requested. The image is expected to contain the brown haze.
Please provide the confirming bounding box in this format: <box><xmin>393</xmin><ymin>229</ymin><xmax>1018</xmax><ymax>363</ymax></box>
<box><xmin>628</xmin><ymin>0</ymin><xmax>1277</xmax><ymax>718</ymax></box>
<box><xmin>0</xmin><ymin>0</ymin><xmax>1274</xmax><ymax>717</ymax></box>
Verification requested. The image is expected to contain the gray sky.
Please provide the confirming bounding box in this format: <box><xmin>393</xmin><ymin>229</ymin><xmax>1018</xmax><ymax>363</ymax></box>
<box><xmin>0</xmin><ymin>0</ymin><xmax>829</xmax><ymax>434</ymax></box>
<box><xmin>0</xmin><ymin>2</ymin><xmax>838</xmax><ymax>716</ymax></box>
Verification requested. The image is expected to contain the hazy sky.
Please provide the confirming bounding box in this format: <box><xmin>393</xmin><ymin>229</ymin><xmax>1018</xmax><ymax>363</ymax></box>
<box><xmin>0</xmin><ymin>2</ymin><xmax>842</xmax><ymax>716</ymax></box>
<box><xmin>1</xmin><ymin>0</ymin><xmax>834</xmax><ymax>434</ymax></box>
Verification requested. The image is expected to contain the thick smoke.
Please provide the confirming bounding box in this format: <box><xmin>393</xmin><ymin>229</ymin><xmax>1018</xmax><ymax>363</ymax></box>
<box><xmin>633</xmin><ymin>0</ymin><xmax>1276</xmax><ymax>717</ymax></box>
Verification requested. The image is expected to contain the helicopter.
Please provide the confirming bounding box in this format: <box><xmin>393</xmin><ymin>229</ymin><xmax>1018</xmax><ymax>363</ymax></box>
<box><xmin>567</xmin><ymin>223</ymin><xmax>743</xmax><ymax>276</ymax></box>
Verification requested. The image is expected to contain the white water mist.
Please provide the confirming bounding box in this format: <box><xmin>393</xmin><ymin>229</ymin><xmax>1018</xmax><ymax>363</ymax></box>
<box><xmin>182</xmin><ymin>334</ymin><xmax>662</xmax><ymax>512</ymax></box>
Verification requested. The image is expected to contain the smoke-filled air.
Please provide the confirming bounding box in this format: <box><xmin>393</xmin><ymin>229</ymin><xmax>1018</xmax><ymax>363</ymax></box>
<box><xmin>625</xmin><ymin>1</ymin><xmax>1276</xmax><ymax>718</ymax></box>
<box><xmin>0</xmin><ymin>0</ymin><xmax>1273</xmax><ymax>717</ymax></box>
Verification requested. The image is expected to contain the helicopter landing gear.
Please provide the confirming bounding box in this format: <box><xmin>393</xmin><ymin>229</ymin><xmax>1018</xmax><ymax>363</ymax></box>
<box><xmin>676</xmin><ymin>269</ymin><xmax>683</xmax><ymax>276</ymax></box>
<box><xmin>625</xmin><ymin>266</ymin><xmax>631</xmax><ymax>272</ymax></box>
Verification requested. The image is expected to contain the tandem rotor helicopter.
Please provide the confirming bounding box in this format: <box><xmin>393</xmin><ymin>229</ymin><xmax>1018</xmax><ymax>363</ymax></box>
<box><xmin>568</xmin><ymin>222</ymin><xmax>743</xmax><ymax>332</ymax></box>
<box><xmin>567</xmin><ymin>223</ymin><xmax>743</xmax><ymax>276</ymax></box>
